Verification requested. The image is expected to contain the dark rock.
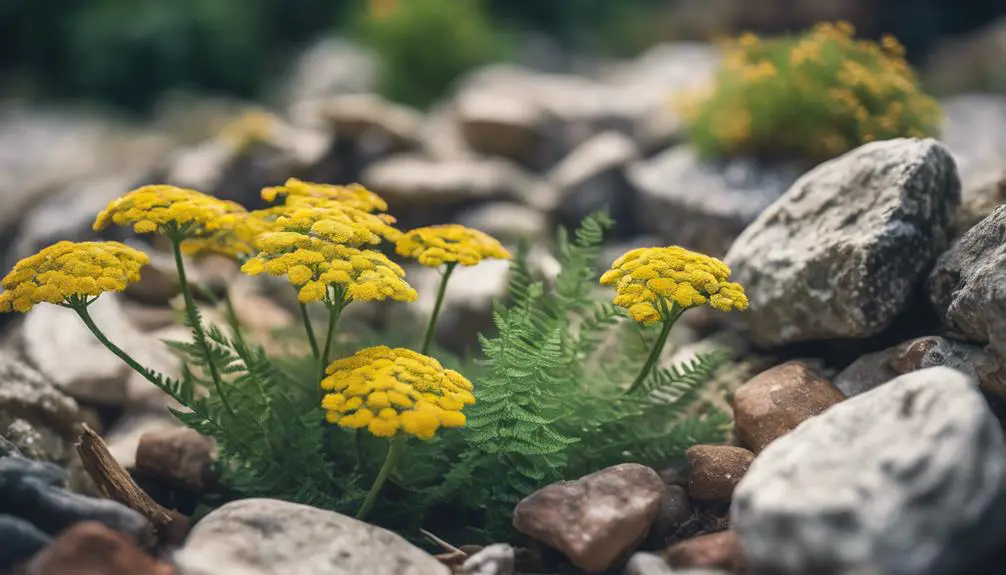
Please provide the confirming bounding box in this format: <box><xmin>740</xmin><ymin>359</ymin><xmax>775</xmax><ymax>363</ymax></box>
<box><xmin>644</xmin><ymin>485</ymin><xmax>692</xmax><ymax>548</ymax></box>
<box><xmin>135</xmin><ymin>428</ymin><xmax>215</xmax><ymax>492</ymax></box>
<box><xmin>0</xmin><ymin>514</ymin><xmax>51</xmax><ymax>569</ymax></box>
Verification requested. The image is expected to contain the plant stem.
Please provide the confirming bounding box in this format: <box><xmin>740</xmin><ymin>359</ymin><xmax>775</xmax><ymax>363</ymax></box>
<box><xmin>170</xmin><ymin>238</ymin><xmax>236</xmax><ymax>418</ymax></box>
<box><xmin>74</xmin><ymin>306</ymin><xmax>162</xmax><ymax>389</ymax></box>
<box><xmin>420</xmin><ymin>262</ymin><xmax>456</xmax><ymax>355</ymax></box>
<box><xmin>356</xmin><ymin>436</ymin><xmax>406</xmax><ymax>521</ymax></box>
<box><xmin>626</xmin><ymin>300</ymin><xmax>681</xmax><ymax>395</ymax></box>
<box><xmin>300</xmin><ymin>302</ymin><xmax>321</xmax><ymax>360</ymax></box>
<box><xmin>319</xmin><ymin>292</ymin><xmax>345</xmax><ymax>380</ymax></box>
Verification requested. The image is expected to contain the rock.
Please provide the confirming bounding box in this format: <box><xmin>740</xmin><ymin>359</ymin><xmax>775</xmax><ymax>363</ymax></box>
<box><xmin>23</xmin><ymin>521</ymin><xmax>172</xmax><ymax>575</ymax></box>
<box><xmin>625</xmin><ymin>552</ymin><xmax>732</xmax><ymax>575</ymax></box>
<box><xmin>104</xmin><ymin>415</ymin><xmax>180</xmax><ymax>470</ymax></box>
<box><xmin>644</xmin><ymin>485</ymin><xmax>692</xmax><ymax>548</ymax></box>
<box><xmin>725</xmin><ymin>138</ymin><xmax>961</xmax><ymax>347</ymax></box>
<box><xmin>926</xmin><ymin>21</ymin><xmax>1006</xmax><ymax>95</ymax></box>
<box><xmin>123</xmin><ymin>246</ymin><xmax>184</xmax><ymax>305</ymax></box>
<box><xmin>456</xmin><ymin>202</ymin><xmax>549</xmax><ymax>247</ymax></box>
<box><xmin>0</xmin><ymin>454</ymin><xmax>150</xmax><ymax>542</ymax></box>
<box><xmin>953</xmin><ymin>169</ymin><xmax>1006</xmax><ymax>236</ymax></box>
<box><xmin>320</xmin><ymin>94</ymin><xmax>423</xmax><ymax>155</ymax></box>
<box><xmin>731</xmin><ymin>361</ymin><xmax>846</xmax><ymax>453</ymax></box>
<box><xmin>282</xmin><ymin>38</ymin><xmax>379</xmax><ymax>118</ymax></box>
<box><xmin>0</xmin><ymin>354</ymin><xmax>90</xmax><ymax>492</ymax></box>
<box><xmin>457</xmin><ymin>543</ymin><xmax>515</xmax><ymax>575</ymax></box>
<box><xmin>548</xmin><ymin>131</ymin><xmax>641</xmax><ymax>239</ymax></box>
<box><xmin>456</xmin><ymin>89</ymin><xmax>551</xmax><ymax>169</ymax></box>
<box><xmin>173</xmin><ymin>498</ymin><xmax>449</xmax><ymax>575</ymax></box>
<box><xmin>939</xmin><ymin>94</ymin><xmax>1006</xmax><ymax>209</ymax></box>
<box><xmin>835</xmin><ymin>336</ymin><xmax>987</xmax><ymax>397</ymax></box>
<box><xmin>19</xmin><ymin>295</ymin><xmax>179</xmax><ymax>410</ymax></box>
<box><xmin>512</xmin><ymin>463</ymin><xmax>665</xmax><ymax>573</ymax></box>
<box><xmin>0</xmin><ymin>514</ymin><xmax>52</xmax><ymax>569</ymax></box>
<box><xmin>731</xmin><ymin>367</ymin><xmax>1006</xmax><ymax>575</ymax></box>
<box><xmin>135</xmin><ymin>428</ymin><xmax>215</xmax><ymax>492</ymax></box>
<box><xmin>662</xmin><ymin>531</ymin><xmax>743</xmax><ymax>572</ymax></box>
<box><xmin>685</xmin><ymin>446</ymin><xmax>754</xmax><ymax>501</ymax></box>
<box><xmin>629</xmin><ymin>146</ymin><xmax>800</xmax><ymax>258</ymax></box>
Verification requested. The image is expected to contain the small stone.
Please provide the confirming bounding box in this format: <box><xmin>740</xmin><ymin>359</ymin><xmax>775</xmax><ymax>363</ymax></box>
<box><xmin>513</xmin><ymin>463</ymin><xmax>665</xmax><ymax>573</ymax></box>
<box><xmin>0</xmin><ymin>514</ymin><xmax>51</xmax><ymax>569</ymax></box>
<box><xmin>835</xmin><ymin>336</ymin><xmax>987</xmax><ymax>397</ymax></box>
<box><xmin>456</xmin><ymin>89</ymin><xmax>550</xmax><ymax>169</ymax></box>
<box><xmin>135</xmin><ymin>428</ymin><xmax>215</xmax><ymax>492</ymax></box>
<box><xmin>662</xmin><ymin>531</ymin><xmax>743</xmax><ymax>572</ymax></box>
<box><xmin>731</xmin><ymin>361</ymin><xmax>845</xmax><ymax>453</ymax></box>
<box><xmin>732</xmin><ymin>367</ymin><xmax>1006</xmax><ymax>575</ymax></box>
<box><xmin>104</xmin><ymin>415</ymin><xmax>180</xmax><ymax>470</ymax></box>
<box><xmin>685</xmin><ymin>446</ymin><xmax>754</xmax><ymax>501</ymax></box>
<box><xmin>644</xmin><ymin>485</ymin><xmax>692</xmax><ymax>548</ymax></box>
<box><xmin>458</xmin><ymin>543</ymin><xmax>515</xmax><ymax>575</ymax></box>
<box><xmin>172</xmin><ymin>498</ymin><xmax>449</xmax><ymax>575</ymax></box>
<box><xmin>23</xmin><ymin>521</ymin><xmax>172</xmax><ymax>575</ymax></box>
<box><xmin>725</xmin><ymin>138</ymin><xmax>961</xmax><ymax>347</ymax></box>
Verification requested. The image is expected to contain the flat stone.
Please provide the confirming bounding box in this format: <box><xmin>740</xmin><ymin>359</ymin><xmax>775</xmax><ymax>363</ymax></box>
<box><xmin>725</xmin><ymin>138</ymin><xmax>961</xmax><ymax>347</ymax></box>
<box><xmin>512</xmin><ymin>463</ymin><xmax>665</xmax><ymax>573</ymax></box>
<box><xmin>685</xmin><ymin>445</ymin><xmax>754</xmax><ymax>501</ymax></box>
<box><xmin>173</xmin><ymin>498</ymin><xmax>449</xmax><ymax>575</ymax></box>
<box><xmin>23</xmin><ymin>521</ymin><xmax>173</xmax><ymax>575</ymax></box>
<box><xmin>662</xmin><ymin>531</ymin><xmax>743</xmax><ymax>572</ymax></box>
<box><xmin>731</xmin><ymin>366</ymin><xmax>1006</xmax><ymax>575</ymax></box>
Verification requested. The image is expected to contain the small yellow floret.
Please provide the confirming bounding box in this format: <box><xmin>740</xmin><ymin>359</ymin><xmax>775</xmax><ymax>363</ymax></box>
<box><xmin>395</xmin><ymin>224</ymin><xmax>510</xmax><ymax>268</ymax></box>
<box><xmin>320</xmin><ymin>346</ymin><xmax>475</xmax><ymax>440</ymax></box>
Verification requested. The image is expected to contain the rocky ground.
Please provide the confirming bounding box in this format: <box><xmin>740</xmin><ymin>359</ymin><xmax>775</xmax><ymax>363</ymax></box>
<box><xmin>2</xmin><ymin>35</ymin><xmax>1006</xmax><ymax>575</ymax></box>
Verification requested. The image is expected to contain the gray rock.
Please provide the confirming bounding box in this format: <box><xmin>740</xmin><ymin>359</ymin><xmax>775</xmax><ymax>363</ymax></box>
<box><xmin>952</xmin><ymin>168</ymin><xmax>1006</xmax><ymax>237</ymax></box>
<box><xmin>940</xmin><ymin>94</ymin><xmax>1006</xmax><ymax>191</ymax></box>
<box><xmin>456</xmin><ymin>89</ymin><xmax>552</xmax><ymax>169</ymax></box>
<box><xmin>319</xmin><ymin>93</ymin><xmax>423</xmax><ymax>156</ymax></box>
<box><xmin>513</xmin><ymin>463</ymin><xmax>666</xmax><ymax>573</ymax></box>
<box><xmin>725</xmin><ymin>138</ymin><xmax>961</xmax><ymax>347</ymax></box>
<box><xmin>835</xmin><ymin>336</ymin><xmax>987</xmax><ymax>397</ymax></box>
<box><xmin>549</xmin><ymin>131</ymin><xmax>641</xmax><ymax>238</ymax></box>
<box><xmin>629</xmin><ymin>146</ymin><xmax>800</xmax><ymax>258</ymax></box>
<box><xmin>457</xmin><ymin>543</ymin><xmax>514</xmax><ymax>575</ymax></box>
<box><xmin>173</xmin><ymin>498</ymin><xmax>449</xmax><ymax>575</ymax></box>
<box><xmin>0</xmin><ymin>514</ymin><xmax>52</xmax><ymax>569</ymax></box>
<box><xmin>732</xmin><ymin>367</ymin><xmax>1006</xmax><ymax>575</ymax></box>
<box><xmin>456</xmin><ymin>202</ymin><xmax>549</xmax><ymax>247</ymax></box>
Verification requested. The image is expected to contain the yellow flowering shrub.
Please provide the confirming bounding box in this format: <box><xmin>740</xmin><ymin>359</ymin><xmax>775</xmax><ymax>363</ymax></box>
<box><xmin>600</xmin><ymin>246</ymin><xmax>748</xmax><ymax>325</ymax></box>
<box><xmin>681</xmin><ymin>22</ymin><xmax>942</xmax><ymax>164</ymax></box>
<box><xmin>321</xmin><ymin>346</ymin><xmax>475</xmax><ymax>439</ymax></box>
<box><xmin>0</xmin><ymin>241</ymin><xmax>149</xmax><ymax>312</ymax></box>
<box><xmin>93</xmin><ymin>184</ymin><xmax>247</xmax><ymax>237</ymax></box>
<box><xmin>395</xmin><ymin>224</ymin><xmax>511</xmax><ymax>267</ymax></box>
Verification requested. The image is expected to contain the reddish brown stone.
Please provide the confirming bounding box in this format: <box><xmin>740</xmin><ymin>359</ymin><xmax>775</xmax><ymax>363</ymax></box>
<box><xmin>731</xmin><ymin>361</ymin><xmax>845</xmax><ymax>453</ymax></box>
<box><xmin>24</xmin><ymin>521</ymin><xmax>173</xmax><ymax>575</ymax></box>
<box><xmin>135</xmin><ymin>427</ymin><xmax>215</xmax><ymax>491</ymax></box>
<box><xmin>686</xmin><ymin>445</ymin><xmax>755</xmax><ymax>501</ymax></box>
<box><xmin>663</xmin><ymin>530</ymin><xmax>744</xmax><ymax>572</ymax></box>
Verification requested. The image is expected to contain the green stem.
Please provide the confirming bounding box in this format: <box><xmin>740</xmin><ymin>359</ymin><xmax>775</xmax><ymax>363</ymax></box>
<box><xmin>222</xmin><ymin>291</ymin><xmax>247</xmax><ymax>349</ymax></box>
<box><xmin>356</xmin><ymin>436</ymin><xmax>406</xmax><ymax>521</ymax></box>
<box><xmin>74</xmin><ymin>305</ymin><xmax>162</xmax><ymax>389</ymax></box>
<box><xmin>300</xmin><ymin>302</ymin><xmax>321</xmax><ymax>360</ymax></box>
<box><xmin>170</xmin><ymin>237</ymin><xmax>236</xmax><ymax>418</ymax></box>
<box><xmin>319</xmin><ymin>292</ymin><xmax>345</xmax><ymax>380</ymax></box>
<box><xmin>420</xmin><ymin>262</ymin><xmax>455</xmax><ymax>355</ymax></box>
<box><xmin>626</xmin><ymin>300</ymin><xmax>681</xmax><ymax>395</ymax></box>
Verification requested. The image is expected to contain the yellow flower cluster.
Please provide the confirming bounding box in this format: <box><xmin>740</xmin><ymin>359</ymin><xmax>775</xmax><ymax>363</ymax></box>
<box><xmin>321</xmin><ymin>346</ymin><xmax>474</xmax><ymax>439</ymax></box>
<box><xmin>262</xmin><ymin>178</ymin><xmax>389</xmax><ymax>214</ymax></box>
<box><xmin>600</xmin><ymin>246</ymin><xmax>748</xmax><ymax>324</ymax></box>
<box><xmin>0</xmin><ymin>241</ymin><xmax>149</xmax><ymax>313</ymax></box>
<box><xmin>264</xmin><ymin>195</ymin><xmax>400</xmax><ymax>246</ymax></box>
<box><xmin>681</xmin><ymin>21</ymin><xmax>941</xmax><ymax>164</ymax></box>
<box><xmin>241</xmin><ymin>233</ymin><xmax>417</xmax><ymax>304</ymax></box>
<box><xmin>93</xmin><ymin>185</ymin><xmax>247</xmax><ymax>237</ymax></box>
<box><xmin>395</xmin><ymin>224</ymin><xmax>511</xmax><ymax>267</ymax></box>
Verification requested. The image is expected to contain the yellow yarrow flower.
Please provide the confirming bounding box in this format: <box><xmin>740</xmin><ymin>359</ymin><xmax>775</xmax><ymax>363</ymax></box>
<box><xmin>600</xmin><ymin>246</ymin><xmax>748</xmax><ymax>324</ymax></box>
<box><xmin>320</xmin><ymin>346</ymin><xmax>475</xmax><ymax>439</ymax></box>
<box><xmin>266</xmin><ymin>195</ymin><xmax>400</xmax><ymax>246</ymax></box>
<box><xmin>241</xmin><ymin>232</ymin><xmax>417</xmax><ymax>304</ymax></box>
<box><xmin>395</xmin><ymin>224</ymin><xmax>511</xmax><ymax>267</ymax></box>
<box><xmin>262</xmin><ymin>178</ymin><xmax>390</xmax><ymax>214</ymax></box>
<box><xmin>180</xmin><ymin>210</ymin><xmax>275</xmax><ymax>260</ymax></box>
<box><xmin>93</xmin><ymin>185</ymin><xmax>247</xmax><ymax>238</ymax></box>
<box><xmin>0</xmin><ymin>241</ymin><xmax>149</xmax><ymax>313</ymax></box>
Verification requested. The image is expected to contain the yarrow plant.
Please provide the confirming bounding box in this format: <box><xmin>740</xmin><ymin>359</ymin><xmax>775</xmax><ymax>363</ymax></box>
<box><xmin>680</xmin><ymin>21</ymin><xmax>942</xmax><ymax>164</ymax></box>
<box><xmin>0</xmin><ymin>175</ymin><xmax>748</xmax><ymax>542</ymax></box>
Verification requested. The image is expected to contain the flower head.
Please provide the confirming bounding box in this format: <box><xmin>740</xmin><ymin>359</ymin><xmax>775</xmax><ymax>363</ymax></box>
<box><xmin>264</xmin><ymin>195</ymin><xmax>399</xmax><ymax>246</ymax></box>
<box><xmin>241</xmin><ymin>233</ymin><xmax>417</xmax><ymax>304</ymax></box>
<box><xmin>0</xmin><ymin>241</ymin><xmax>149</xmax><ymax>313</ymax></box>
<box><xmin>395</xmin><ymin>224</ymin><xmax>510</xmax><ymax>267</ymax></box>
<box><xmin>262</xmin><ymin>178</ymin><xmax>389</xmax><ymax>214</ymax></box>
<box><xmin>93</xmin><ymin>185</ymin><xmax>247</xmax><ymax>238</ymax></box>
<box><xmin>321</xmin><ymin>346</ymin><xmax>475</xmax><ymax>439</ymax></box>
<box><xmin>600</xmin><ymin>246</ymin><xmax>748</xmax><ymax>324</ymax></box>
<box><xmin>180</xmin><ymin>210</ymin><xmax>275</xmax><ymax>260</ymax></box>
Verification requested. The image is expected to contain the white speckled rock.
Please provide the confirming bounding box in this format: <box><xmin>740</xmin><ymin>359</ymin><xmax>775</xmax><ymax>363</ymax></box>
<box><xmin>732</xmin><ymin>367</ymin><xmax>1006</xmax><ymax>575</ymax></box>
<box><xmin>173</xmin><ymin>498</ymin><xmax>449</xmax><ymax>575</ymax></box>
<box><xmin>725</xmin><ymin>138</ymin><xmax>961</xmax><ymax>347</ymax></box>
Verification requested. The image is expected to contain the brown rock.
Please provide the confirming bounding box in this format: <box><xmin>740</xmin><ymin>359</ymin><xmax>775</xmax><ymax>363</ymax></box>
<box><xmin>512</xmin><ymin>463</ymin><xmax>665</xmax><ymax>573</ymax></box>
<box><xmin>135</xmin><ymin>427</ymin><xmax>215</xmax><ymax>491</ymax></box>
<box><xmin>686</xmin><ymin>445</ymin><xmax>755</xmax><ymax>501</ymax></box>
<box><xmin>663</xmin><ymin>530</ymin><xmax>744</xmax><ymax>572</ymax></box>
<box><xmin>24</xmin><ymin>521</ymin><xmax>173</xmax><ymax>575</ymax></box>
<box><xmin>644</xmin><ymin>485</ymin><xmax>693</xmax><ymax>548</ymax></box>
<box><xmin>731</xmin><ymin>361</ymin><xmax>845</xmax><ymax>453</ymax></box>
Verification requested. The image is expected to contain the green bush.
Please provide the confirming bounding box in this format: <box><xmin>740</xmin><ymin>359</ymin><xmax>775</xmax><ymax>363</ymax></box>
<box><xmin>680</xmin><ymin>22</ymin><xmax>943</xmax><ymax>165</ymax></box>
<box><xmin>355</xmin><ymin>0</ymin><xmax>510</xmax><ymax>109</ymax></box>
